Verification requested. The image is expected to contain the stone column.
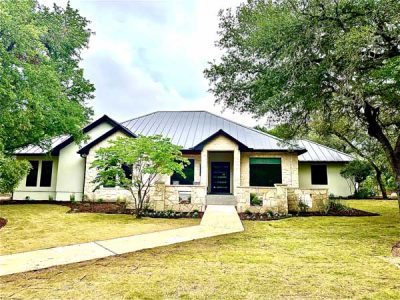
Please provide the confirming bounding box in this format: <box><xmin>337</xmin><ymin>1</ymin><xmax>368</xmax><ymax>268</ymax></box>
<box><xmin>274</xmin><ymin>184</ymin><xmax>288</xmax><ymax>214</ymax></box>
<box><xmin>233</xmin><ymin>149</ymin><xmax>241</xmax><ymax>195</ymax></box>
<box><xmin>200</xmin><ymin>150</ymin><xmax>208</xmax><ymax>188</ymax></box>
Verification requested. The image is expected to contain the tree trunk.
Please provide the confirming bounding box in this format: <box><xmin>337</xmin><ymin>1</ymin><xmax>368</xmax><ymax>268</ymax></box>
<box><xmin>374</xmin><ymin>168</ymin><xmax>387</xmax><ymax>199</ymax></box>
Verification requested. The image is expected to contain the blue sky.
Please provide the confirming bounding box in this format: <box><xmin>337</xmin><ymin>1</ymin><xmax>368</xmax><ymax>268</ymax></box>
<box><xmin>40</xmin><ymin>0</ymin><xmax>260</xmax><ymax>126</ymax></box>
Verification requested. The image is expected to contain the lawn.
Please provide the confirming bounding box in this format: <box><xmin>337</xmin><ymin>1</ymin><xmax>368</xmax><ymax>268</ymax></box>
<box><xmin>1</xmin><ymin>200</ymin><xmax>399</xmax><ymax>299</ymax></box>
<box><xmin>0</xmin><ymin>204</ymin><xmax>199</xmax><ymax>255</ymax></box>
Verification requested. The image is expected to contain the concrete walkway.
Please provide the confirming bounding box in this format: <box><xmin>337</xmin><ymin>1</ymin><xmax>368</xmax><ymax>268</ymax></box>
<box><xmin>0</xmin><ymin>205</ymin><xmax>243</xmax><ymax>276</ymax></box>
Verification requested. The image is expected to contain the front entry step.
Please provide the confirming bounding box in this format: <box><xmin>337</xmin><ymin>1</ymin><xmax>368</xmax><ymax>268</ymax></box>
<box><xmin>206</xmin><ymin>194</ymin><xmax>236</xmax><ymax>205</ymax></box>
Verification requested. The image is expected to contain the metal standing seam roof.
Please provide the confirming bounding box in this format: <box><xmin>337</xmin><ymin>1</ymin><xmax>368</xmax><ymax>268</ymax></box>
<box><xmin>14</xmin><ymin>135</ymin><xmax>70</xmax><ymax>155</ymax></box>
<box><xmin>121</xmin><ymin>111</ymin><xmax>304</xmax><ymax>152</ymax></box>
<box><xmin>297</xmin><ymin>139</ymin><xmax>353</xmax><ymax>162</ymax></box>
<box><xmin>14</xmin><ymin>111</ymin><xmax>354</xmax><ymax>162</ymax></box>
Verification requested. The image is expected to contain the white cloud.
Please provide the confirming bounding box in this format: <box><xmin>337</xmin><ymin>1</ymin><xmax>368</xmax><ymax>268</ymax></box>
<box><xmin>38</xmin><ymin>0</ymin><xmax>263</xmax><ymax>127</ymax></box>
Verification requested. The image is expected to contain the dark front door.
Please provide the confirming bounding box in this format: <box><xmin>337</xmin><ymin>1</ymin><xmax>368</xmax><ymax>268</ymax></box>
<box><xmin>211</xmin><ymin>162</ymin><xmax>230</xmax><ymax>194</ymax></box>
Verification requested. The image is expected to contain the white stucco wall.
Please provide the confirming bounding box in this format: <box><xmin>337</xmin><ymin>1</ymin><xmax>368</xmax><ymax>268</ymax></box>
<box><xmin>13</xmin><ymin>156</ymin><xmax>59</xmax><ymax>200</ymax></box>
<box><xmin>298</xmin><ymin>163</ymin><xmax>354</xmax><ymax>197</ymax></box>
<box><xmin>12</xmin><ymin>121</ymin><xmax>114</xmax><ymax>201</ymax></box>
<box><xmin>55</xmin><ymin>122</ymin><xmax>114</xmax><ymax>201</ymax></box>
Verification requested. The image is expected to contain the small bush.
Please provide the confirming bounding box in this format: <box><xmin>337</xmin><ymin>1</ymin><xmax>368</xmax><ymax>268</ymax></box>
<box><xmin>250</xmin><ymin>193</ymin><xmax>263</xmax><ymax>206</ymax></box>
<box><xmin>25</xmin><ymin>196</ymin><xmax>30</xmax><ymax>200</ymax></box>
<box><xmin>353</xmin><ymin>187</ymin><xmax>375</xmax><ymax>199</ymax></box>
<box><xmin>329</xmin><ymin>199</ymin><xmax>350</xmax><ymax>211</ymax></box>
<box><xmin>298</xmin><ymin>200</ymin><xmax>309</xmax><ymax>214</ymax></box>
<box><xmin>70</xmin><ymin>194</ymin><xmax>76</xmax><ymax>203</ymax></box>
<box><xmin>97</xmin><ymin>198</ymin><xmax>104</xmax><ymax>203</ymax></box>
<box><xmin>82</xmin><ymin>194</ymin><xmax>89</xmax><ymax>202</ymax></box>
<box><xmin>244</xmin><ymin>209</ymin><xmax>252</xmax><ymax>215</ymax></box>
<box><xmin>48</xmin><ymin>195</ymin><xmax>54</xmax><ymax>201</ymax></box>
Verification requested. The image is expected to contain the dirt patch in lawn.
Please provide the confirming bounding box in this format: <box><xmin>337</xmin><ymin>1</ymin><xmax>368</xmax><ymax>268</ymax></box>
<box><xmin>68</xmin><ymin>202</ymin><xmax>132</xmax><ymax>214</ymax></box>
<box><xmin>0</xmin><ymin>217</ymin><xmax>7</xmax><ymax>230</ymax></box>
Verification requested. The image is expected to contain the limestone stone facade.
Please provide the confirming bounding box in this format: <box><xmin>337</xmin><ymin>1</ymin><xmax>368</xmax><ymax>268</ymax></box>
<box><xmin>82</xmin><ymin>130</ymin><xmax>328</xmax><ymax>214</ymax></box>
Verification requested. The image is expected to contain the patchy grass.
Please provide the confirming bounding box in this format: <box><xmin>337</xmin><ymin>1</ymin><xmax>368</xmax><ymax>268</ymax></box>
<box><xmin>0</xmin><ymin>204</ymin><xmax>199</xmax><ymax>255</ymax></box>
<box><xmin>0</xmin><ymin>200</ymin><xmax>399</xmax><ymax>299</ymax></box>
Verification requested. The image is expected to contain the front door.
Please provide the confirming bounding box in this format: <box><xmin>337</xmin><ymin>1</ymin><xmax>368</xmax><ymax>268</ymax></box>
<box><xmin>211</xmin><ymin>162</ymin><xmax>230</xmax><ymax>194</ymax></box>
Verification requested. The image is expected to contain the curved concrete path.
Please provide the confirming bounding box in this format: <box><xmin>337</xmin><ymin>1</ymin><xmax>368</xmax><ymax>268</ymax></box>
<box><xmin>0</xmin><ymin>205</ymin><xmax>243</xmax><ymax>276</ymax></box>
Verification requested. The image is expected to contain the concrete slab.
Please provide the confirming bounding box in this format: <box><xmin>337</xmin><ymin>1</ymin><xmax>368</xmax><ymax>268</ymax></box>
<box><xmin>0</xmin><ymin>205</ymin><xmax>243</xmax><ymax>276</ymax></box>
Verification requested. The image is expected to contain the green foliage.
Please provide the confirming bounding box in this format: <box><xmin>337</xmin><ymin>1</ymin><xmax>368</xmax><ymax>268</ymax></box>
<box><xmin>70</xmin><ymin>193</ymin><xmax>76</xmax><ymax>203</ymax></box>
<box><xmin>205</xmin><ymin>0</ymin><xmax>400</xmax><ymax>201</ymax></box>
<box><xmin>0</xmin><ymin>0</ymin><xmax>94</xmax><ymax>192</ymax></box>
<box><xmin>298</xmin><ymin>200</ymin><xmax>309</xmax><ymax>214</ymax></box>
<box><xmin>91</xmin><ymin>136</ymin><xmax>188</xmax><ymax>217</ymax></box>
<box><xmin>48</xmin><ymin>195</ymin><xmax>54</xmax><ymax>201</ymax></box>
<box><xmin>0</xmin><ymin>153</ymin><xmax>30</xmax><ymax>193</ymax></box>
<box><xmin>250</xmin><ymin>193</ymin><xmax>262</xmax><ymax>206</ymax></box>
<box><xmin>341</xmin><ymin>160</ymin><xmax>372</xmax><ymax>184</ymax></box>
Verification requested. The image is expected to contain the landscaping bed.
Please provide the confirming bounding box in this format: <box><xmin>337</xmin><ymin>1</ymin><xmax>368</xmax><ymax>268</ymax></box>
<box><xmin>295</xmin><ymin>206</ymin><xmax>379</xmax><ymax>217</ymax></box>
<box><xmin>0</xmin><ymin>217</ymin><xmax>7</xmax><ymax>230</ymax></box>
<box><xmin>239</xmin><ymin>211</ymin><xmax>291</xmax><ymax>221</ymax></box>
<box><xmin>68</xmin><ymin>202</ymin><xmax>132</xmax><ymax>214</ymax></box>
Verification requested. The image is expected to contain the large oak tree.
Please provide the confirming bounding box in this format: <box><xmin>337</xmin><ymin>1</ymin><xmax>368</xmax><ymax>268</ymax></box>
<box><xmin>205</xmin><ymin>0</ymin><xmax>400</xmax><ymax>207</ymax></box>
<box><xmin>0</xmin><ymin>0</ymin><xmax>94</xmax><ymax>192</ymax></box>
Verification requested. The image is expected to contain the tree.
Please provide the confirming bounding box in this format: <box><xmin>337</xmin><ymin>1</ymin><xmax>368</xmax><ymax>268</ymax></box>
<box><xmin>205</xmin><ymin>0</ymin><xmax>400</xmax><ymax>208</ymax></box>
<box><xmin>91</xmin><ymin>136</ymin><xmax>189</xmax><ymax>218</ymax></box>
<box><xmin>257</xmin><ymin>124</ymin><xmax>392</xmax><ymax>198</ymax></box>
<box><xmin>340</xmin><ymin>160</ymin><xmax>373</xmax><ymax>194</ymax></box>
<box><xmin>0</xmin><ymin>0</ymin><xmax>94</xmax><ymax>192</ymax></box>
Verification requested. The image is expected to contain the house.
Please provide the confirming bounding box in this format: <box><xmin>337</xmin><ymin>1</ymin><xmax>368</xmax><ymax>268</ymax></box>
<box><xmin>13</xmin><ymin>111</ymin><xmax>354</xmax><ymax>213</ymax></box>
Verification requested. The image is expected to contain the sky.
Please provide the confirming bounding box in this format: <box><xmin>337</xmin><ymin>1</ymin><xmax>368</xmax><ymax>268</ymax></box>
<box><xmin>39</xmin><ymin>0</ymin><xmax>262</xmax><ymax>126</ymax></box>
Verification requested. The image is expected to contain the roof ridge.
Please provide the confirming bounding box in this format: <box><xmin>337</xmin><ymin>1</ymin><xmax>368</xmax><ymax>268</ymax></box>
<box><xmin>300</xmin><ymin>139</ymin><xmax>354</xmax><ymax>158</ymax></box>
<box><xmin>121</xmin><ymin>111</ymin><xmax>159</xmax><ymax>124</ymax></box>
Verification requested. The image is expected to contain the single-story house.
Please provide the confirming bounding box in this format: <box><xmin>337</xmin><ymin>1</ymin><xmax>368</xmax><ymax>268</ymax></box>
<box><xmin>13</xmin><ymin>111</ymin><xmax>354</xmax><ymax>213</ymax></box>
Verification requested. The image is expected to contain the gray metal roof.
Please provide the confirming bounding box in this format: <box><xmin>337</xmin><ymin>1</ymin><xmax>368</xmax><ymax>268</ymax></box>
<box><xmin>297</xmin><ymin>139</ymin><xmax>353</xmax><ymax>162</ymax></box>
<box><xmin>121</xmin><ymin>111</ymin><xmax>303</xmax><ymax>151</ymax></box>
<box><xmin>15</xmin><ymin>136</ymin><xmax>69</xmax><ymax>155</ymax></box>
<box><xmin>15</xmin><ymin>111</ymin><xmax>354</xmax><ymax>162</ymax></box>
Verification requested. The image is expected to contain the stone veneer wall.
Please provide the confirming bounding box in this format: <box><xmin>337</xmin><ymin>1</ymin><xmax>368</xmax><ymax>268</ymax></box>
<box><xmin>236</xmin><ymin>185</ymin><xmax>288</xmax><ymax>214</ymax></box>
<box><xmin>287</xmin><ymin>188</ymin><xmax>328</xmax><ymax>212</ymax></box>
<box><xmin>149</xmin><ymin>182</ymin><xmax>207</xmax><ymax>212</ymax></box>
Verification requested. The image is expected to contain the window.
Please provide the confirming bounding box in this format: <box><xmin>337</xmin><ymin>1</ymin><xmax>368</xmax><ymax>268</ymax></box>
<box><xmin>40</xmin><ymin>161</ymin><xmax>53</xmax><ymax>187</ymax></box>
<box><xmin>171</xmin><ymin>159</ymin><xmax>195</xmax><ymax>185</ymax></box>
<box><xmin>311</xmin><ymin>165</ymin><xmax>328</xmax><ymax>185</ymax></box>
<box><xmin>26</xmin><ymin>161</ymin><xmax>39</xmax><ymax>187</ymax></box>
<box><xmin>249</xmin><ymin>158</ymin><xmax>282</xmax><ymax>187</ymax></box>
<box><xmin>122</xmin><ymin>163</ymin><xmax>132</xmax><ymax>180</ymax></box>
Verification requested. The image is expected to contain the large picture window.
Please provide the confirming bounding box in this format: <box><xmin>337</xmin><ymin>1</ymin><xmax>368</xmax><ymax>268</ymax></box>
<box><xmin>40</xmin><ymin>161</ymin><xmax>53</xmax><ymax>187</ymax></box>
<box><xmin>26</xmin><ymin>161</ymin><xmax>39</xmax><ymax>187</ymax></box>
<box><xmin>171</xmin><ymin>159</ymin><xmax>194</xmax><ymax>185</ymax></box>
<box><xmin>311</xmin><ymin>165</ymin><xmax>328</xmax><ymax>185</ymax></box>
<box><xmin>249</xmin><ymin>158</ymin><xmax>282</xmax><ymax>187</ymax></box>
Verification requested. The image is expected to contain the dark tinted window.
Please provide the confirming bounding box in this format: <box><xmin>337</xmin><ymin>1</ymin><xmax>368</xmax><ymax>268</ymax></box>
<box><xmin>122</xmin><ymin>163</ymin><xmax>132</xmax><ymax>180</ymax></box>
<box><xmin>171</xmin><ymin>159</ymin><xmax>194</xmax><ymax>185</ymax></box>
<box><xmin>26</xmin><ymin>161</ymin><xmax>39</xmax><ymax>187</ymax></box>
<box><xmin>40</xmin><ymin>161</ymin><xmax>53</xmax><ymax>187</ymax></box>
<box><xmin>249</xmin><ymin>158</ymin><xmax>282</xmax><ymax>187</ymax></box>
<box><xmin>311</xmin><ymin>165</ymin><xmax>328</xmax><ymax>185</ymax></box>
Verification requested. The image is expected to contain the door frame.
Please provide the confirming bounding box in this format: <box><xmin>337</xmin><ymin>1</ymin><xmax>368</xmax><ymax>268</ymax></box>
<box><xmin>210</xmin><ymin>161</ymin><xmax>231</xmax><ymax>194</ymax></box>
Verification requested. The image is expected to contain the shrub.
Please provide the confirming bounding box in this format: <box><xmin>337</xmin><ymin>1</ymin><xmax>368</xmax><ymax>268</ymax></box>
<box><xmin>48</xmin><ymin>195</ymin><xmax>54</xmax><ymax>201</ymax></box>
<box><xmin>69</xmin><ymin>194</ymin><xmax>76</xmax><ymax>203</ymax></box>
<box><xmin>97</xmin><ymin>198</ymin><xmax>104</xmax><ymax>203</ymax></box>
<box><xmin>192</xmin><ymin>211</ymin><xmax>199</xmax><ymax>218</ymax></box>
<box><xmin>298</xmin><ymin>200</ymin><xmax>309</xmax><ymax>214</ymax></box>
<box><xmin>25</xmin><ymin>196</ymin><xmax>30</xmax><ymax>200</ymax></box>
<box><xmin>250</xmin><ymin>193</ymin><xmax>262</xmax><ymax>206</ymax></box>
<box><xmin>82</xmin><ymin>194</ymin><xmax>89</xmax><ymax>202</ymax></box>
<box><xmin>329</xmin><ymin>199</ymin><xmax>350</xmax><ymax>211</ymax></box>
<box><xmin>353</xmin><ymin>187</ymin><xmax>375</xmax><ymax>199</ymax></box>
<box><xmin>244</xmin><ymin>208</ymin><xmax>252</xmax><ymax>215</ymax></box>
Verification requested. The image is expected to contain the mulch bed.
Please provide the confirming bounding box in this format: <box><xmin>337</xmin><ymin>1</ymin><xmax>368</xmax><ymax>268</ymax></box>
<box><xmin>68</xmin><ymin>202</ymin><xmax>133</xmax><ymax>214</ymax></box>
<box><xmin>238</xmin><ymin>213</ymin><xmax>291</xmax><ymax>221</ymax></box>
<box><xmin>294</xmin><ymin>207</ymin><xmax>379</xmax><ymax>217</ymax></box>
<box><xmin>0</xmin><ymin>217</ymin><xmax>7</xmax><ymax>230</ymax></box>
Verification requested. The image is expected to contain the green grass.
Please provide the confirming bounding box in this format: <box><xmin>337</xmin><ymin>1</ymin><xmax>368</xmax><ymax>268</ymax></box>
<box><xmin>0</xmin><ymin>200</ymin><xmax>399</xmax><ymax>299</ymax></box>
<box><xmin>0</xmin><ymin>204</ymin><xmax>199</xmax><ymax>255</ymax></box>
